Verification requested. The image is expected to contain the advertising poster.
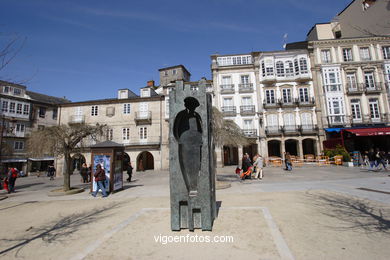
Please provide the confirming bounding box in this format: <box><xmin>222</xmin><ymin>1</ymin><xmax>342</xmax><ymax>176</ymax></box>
<box><xmin>113</xmin><ymin>152</ymin><xmax>123</xmax><ymax>191</ymax></box>
<box><xmin>92</xmin><ymin>155</ymin><xmax>111</xmax><ymax>192</ymax></box>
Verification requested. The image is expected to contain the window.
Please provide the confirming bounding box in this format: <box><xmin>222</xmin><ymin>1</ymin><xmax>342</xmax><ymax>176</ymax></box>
<box><xmin>223</xmin><ymin>98</ymin><xmax>234</xmax><ymax>111</ymax></box>
<box><xmin>369</xmin><ymin>98</ymin><xmax>380</xmax><ymax>121</ymax></box>
<box><xmin>2</xmin><ymin>101</ymin><xmax>8</xmax><ymax>112</ymax></box>
<box><xmin>327</xmin><ymin>97</ymin><xmax>345</xmax><ymax>117</ymax></box>
<box><xmin>364</xmin><ymin>72</ymin><xmax>376</xmax><ymax>89</ymax></box>
<box><xmin>343</xmin><ymin>48</ymin><xmax>353</xmax><ymax>62</ymax></box>
<box><xmin>23</xmin><ymin>104</ymin><xmax>29</xmax><ymax>115</ymax></box>
<box><xmin>351</xmin><ymin>99</ymin><xmax>362</xmax><ymax>121</ymax></box>
<box><xmin>164</xmin><ymin>70</ymin><xmax>168</xmax><ymax>76</ymax></box>
<box><xmin>285</xmin><ymin>61</ymin><xmax>294</xmax><ymax>76</ymax></box>
<box><xmin>16</xmin><ymin>123</ymin><xmax>25</xmax><ymax>133</ymax></box>
<box><xmin>294</xmin><ymin>59</ymin><xmax>299</xmax><ymax>75</ymax></box>
<box><xmin>16</xmin><ymin>103</ymin><xmax>22</xmax><ymax>114</ymax></box>
<box><xmin>9</xmin><ymin>102</ymin><xmax>15</xmax><ymax>113</ymax></box>
<box><xmin>385</xmin><ymin>64</ymin><xmax>390</xmax><ymax>83</ymax></box>
<box><xmin>13</xmin><ymin>88</ymin><xmax>21</xmax><ymax>96</ymax></box>
<box><xmin>265</xmin><ymin>89</ymin><xmax>275</xmax><ymax>104</ymax></box>
<box><xmin>139</xmin><ymin>127</ymin><xmax>147</xmax><ymax>140</ymax></box>
<box><xmin>321</xmin><ymin>50</ymin><xmax>331</xmax><ymax>63</ymax></box>
<box><xmin>91</xmin><ymin>105</ymin><xmax>98</xmax><ymax>116</ymax></box>
<box><xmin>346</xmin><ymin>73</ymin><xmax>357</xmax><ymax>90</ymax></box>
<box><xmin>282</xmin><ymin>88</ymin><xmax>292</xmax><ymax>103</ymax></box>
<box><xmin>106</xmin><ymin>128</ymin><xmax>113</xmax><ymax>141</ymax></box>
<box><xmin>122</xmin><ymin>128</ymin><xmax>130</xmax><ymax>141</ymax></box>
<box><xmin>123</xmin><ymin>103</ymin><xmax>131</xmax><ymax>114</ymax></box>
<box><xmin>243</xmin><ymin>119</ymin><xmax>253</xmax><ymax>130</ymax></box>
<box><xmin>283</xmin><ymin>113</ymin><xmax>295</xmax><ymax>130</ymax></box>
<box><xmin>221</xmin><ymin>76</ymin><xmax>232</xmax><ymax>90</ymax></box>
<box><xmin>276</xmin><ymin>61</ymin><xmax>285</xmax><ymax>77</ymax></box>
<box><xmin>39</xmin><ymin>107</ymin><xmax>46</xmax><ymax>118</ymax></box>
<box><xmin>165</xmin><ymin>98</ymin><xmax>170</xmax><ymax>118</ymax></box>
<box><xmin>3</xmin><ymin>86</ymin><xmax>10</xmax><ymax>93</ymax></box>
<box><xmin>241</xmin><ymin>97</ymin><xmax>252</xmax><ymax>111</ymax></box>
<box><xmin>172</xmin><ymin>69</ymin><xmax>177</xmax><ymax>75</ymax></box>
<box><xmin>359</xmin><ymin>47</ymin><xmax>371</xmax><ymax>61</ymax></box>
<box><xmin>265</xmin><ymin>59</ymin><xmax>274</xmax><ymax>76</ymax></box>
<box><xmin>299</xmin><ymin>88</ymin><xmax>309</xmax><ymax>102</ymax></box>
<box><xmin>14</xmin><ymin>141</ymin><xmax>24</xmax><ymax>150</ymax></box>
<box><xmin>240</xmin><ymin>75</ymin><xmax>250</xmax><ymax>85</ymax></box>
<box><xmin>190</xmin><ymin>85</ymin><xmax>198</xmax><ymax>91</ymax></box>
<box><xmin>53</xmin><ymin>108</ymin><xmax>58</xmax><ymax>120</ymax></box>
<box><xmin>323</xmin><ymin>67</ymin><xmax>341</xmax><ymax>92</ymax></box>
<box><xmin>141</xmin><ymin>88</ymin><xmax>150</xmax><ymax>97</ymax></box>
<box><xmin>267</xmin><ymin>114</ymin><xmax>279</xmax><ymax>130</ymax></box>
<box><xmin>299</xmin><ymin>58</ymin><xmax>308</xmax><ymax>73</ymax></box>
<box><xmin>301</xmin><ymin>113</ymin><xmax>313</xmax><ymax>128</ymax></box>
<box><xmin>383</xmin><ymin>46</ymin><xmax>390</xmax><ymax>59</ymax></box>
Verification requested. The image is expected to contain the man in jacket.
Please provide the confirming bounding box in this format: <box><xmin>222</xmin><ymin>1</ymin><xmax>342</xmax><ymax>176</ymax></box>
<box><xmin>92</xmin><ymin>164</ymin><xmax>107</xmax><ymax>197</ymax></box>
<box><xmin>7</xmin><ymin>167</ymin><xmax>18</xmax><ymax>193</ymax></box>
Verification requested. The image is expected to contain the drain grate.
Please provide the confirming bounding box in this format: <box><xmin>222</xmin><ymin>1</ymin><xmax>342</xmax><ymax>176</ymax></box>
<box><xmin>357</xmin><ymin>187</ymin><xmax>390</xmax><ymax>195</ymax></box>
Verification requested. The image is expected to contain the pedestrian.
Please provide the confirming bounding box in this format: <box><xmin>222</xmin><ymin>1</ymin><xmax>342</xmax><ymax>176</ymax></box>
<box><xmin>47</xmin><ymin>165</ymin><xmax>56</xmax><ymax>180</ymax></box>
<box><xmin>241</xmin><ymin>153</ymin><xmax>252</xmax><ymax>180</ymax></box>
<box><xmin>284</xmin><ymin>152</ymin><xmax>292</xmax><ymax>171</ymax></box>
<box><xmin>80</xmin><ymin>163</ymin><xmax>89</xmax><ymax>183</ymax></box>
<box><xmin>367</xmin><ymin>148</ymin><xmax>376</xmax><ymax>170</ymax></box>
<box><xmin>253</xmin><ymin>154</ymin><xmax>264</xmax><ymax>179</ymax></box>
<box><xmin>378</xmin><ymin>151</ymin><xmax>388</xmax><ymax>171</ymax></box>
<box><xmin>126</xmin><ymin>162</ymin><xmax>133</xmax><ymax>182</ymax></box>
<box><xmin>92</xmin><ymin>164</ymin><xmax>107</xmax><ymax>197</ymax></box>
<box><xmin>7</xmin><ymin>167</ymin><xmax>19</xmax><ymax>193</ymax></box>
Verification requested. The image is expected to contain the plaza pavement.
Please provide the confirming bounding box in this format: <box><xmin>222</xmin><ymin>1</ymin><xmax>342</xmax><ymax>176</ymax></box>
<box><xmin>0</xmin><ymin>165</ymin><xmax>389</xmax><ymax>259</ymax></box>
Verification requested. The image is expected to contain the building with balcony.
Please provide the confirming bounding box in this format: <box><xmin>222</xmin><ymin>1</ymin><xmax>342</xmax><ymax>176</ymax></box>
<box><xmin>287</xmin><ymin>0</ymin><xmax>390</xmax><ymax>153</ymax></box>
<box><xmin>211</xmin><ymin>50</ymin><xmax>321</xmax><ymax>165</ymax></box>
<box><xmin>0</xmin><ymin>80</ymin><xmax>69</xmax><ymax>174</ymax></box>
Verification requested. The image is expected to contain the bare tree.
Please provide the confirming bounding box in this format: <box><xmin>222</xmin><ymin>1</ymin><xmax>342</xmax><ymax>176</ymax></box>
<box><xmin>27</xmin><ymin>123</ymin><xmax>106</xmax><ymax>191</ymax></box>
<box><xmin>0</xmin><ymin>34</ymin><xmax>26</xmax><ymax>78</ymax></box>
<box><xmin>211</xmin><ymin>106</ymin><xmax>249</xmax><ymax>147</ymax></box>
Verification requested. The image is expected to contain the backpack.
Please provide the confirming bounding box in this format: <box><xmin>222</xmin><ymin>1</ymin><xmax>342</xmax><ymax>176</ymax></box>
<box><xmin>11</xmin><ymin>168</ymin><xmax>18</xmax><ymax>178</ymax></box>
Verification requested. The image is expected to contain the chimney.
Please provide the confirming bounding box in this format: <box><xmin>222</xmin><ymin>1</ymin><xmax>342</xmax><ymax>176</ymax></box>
<box><xmin>147</xmin><ymin>80</ymin><xmax>155</xmax><ymax>87</ymax></box>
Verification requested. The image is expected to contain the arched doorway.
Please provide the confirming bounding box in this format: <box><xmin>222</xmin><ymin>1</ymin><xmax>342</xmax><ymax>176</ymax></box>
<box><xmin>268</xmin><ymin>140</ymin><xmax>281</xmax><ymax>157</ymax></box>
<box><xmin>223</xmin><ymin>146</ymin><xmax>238</xmax><ymax>166</ymax></box>
<box><xmin>137</xmin><ymin>151</ymin><xmax>154</xmax><ymax>171</ymax></box>
<box><xmin>285</xmin><ymin>139</ymin><xmax>298</xmax><ymax>156</ymax></box>
<box><xmin>71</xmin><ymin>153</ymin><xmax>86</xmax><ymax>174</ymax></box>
<box><xmin>122</xmin><ymin>152</ymin><xmax>131</xmax><ymax>170</ymax></box>
<box><xmin>302</xmin><ymin>138</ymin><xmax>316</xmax><ymax>156</ymax></box>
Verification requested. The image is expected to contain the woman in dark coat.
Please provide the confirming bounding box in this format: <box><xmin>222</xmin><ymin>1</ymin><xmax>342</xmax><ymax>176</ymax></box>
<box><xmin>126</xmin><ymin>162</ymin><xmax>133</xmax><ymax>182</ymax></box>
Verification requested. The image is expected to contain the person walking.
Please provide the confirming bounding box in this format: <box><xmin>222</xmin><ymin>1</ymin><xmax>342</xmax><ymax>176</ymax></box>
<box><xmin>80</xmin><ymin>163</ymin><xmax>89</xmax><ymax>183</ymax></box>
<box><xmin>253</xmin><ymin>154</ymin><xmax>264</xmax><ymax>179</ymax></box>
<box><xmin>7</xmin><ymin>167</ymin><xmax>19</xmax><ymax>193</ymax></box>
<box><xmin>47</xmin><ymin>165</ymin><xmax>56</xmax><ymax>180</ymax></box>
<box><xmin>92</xmin><ymin>164</ymin><xmax>107</xmax><ymax>198</ymax></box>
<box><xmin>126</xmin><ymin>162</ymin><xmax>133</xmax><ymax>182</ymax></box>
<box><xmin>284</xmin><ymin>152</ymin><xmax>292</xmax><ymax>171</ymax></box>
<box><xmin>367</xmin><ymin>148</ymin><xmax>376</xmax><ymax>170</ymax></box>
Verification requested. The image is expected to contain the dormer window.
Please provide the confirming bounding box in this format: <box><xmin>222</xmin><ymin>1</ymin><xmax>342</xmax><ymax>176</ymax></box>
<box><xmin>13</xmin><ymin>88</ymin><xmax>21</xmax><ymax>96</ymax></box>
<box><xmin>141</xmin><ymin>88</ymin><xmax>150</xmax><ymax>97</ymax></box>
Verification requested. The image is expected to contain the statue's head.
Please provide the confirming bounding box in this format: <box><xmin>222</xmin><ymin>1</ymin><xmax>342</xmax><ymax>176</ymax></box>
<box><xmin>184</xmin><ymin>97</ymin><xmax>200</xmax><ymax>112</ymax></box>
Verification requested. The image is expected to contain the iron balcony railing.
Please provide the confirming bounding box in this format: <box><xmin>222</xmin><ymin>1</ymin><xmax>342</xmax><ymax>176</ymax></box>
<box><xmin>298</xmin><ymin>97</ymin><xmax>315</xmax><ymax>106</ymax></box>
<box><xmin>238</xmin><ymin>83</ymin><xmax>254</xmax><ymax>93</ymax></box>
<box><xmin>265</xmin><ymin>126</ymin><xmax>282</xmax><ymax>135</ymax></box>
<box><xmin>346</xmin><ymin>83</ymin><xmax>364</xmax><ymax>94</ymax></box>
<box><xmin>327</xmin><ymin>115</ymin><xmax>347</xmax><ymax>126</ymax></box>
<box><xmin>242</xmin><ymin>129</ymin><xmax>257</xmax><ymax>137</ymax></box>
<box><xmin>263</xmin><ymin>99</ymin><xmax>280</xmax><ymax>108</ymax></box>
<box><xmin>221</xmin><ymin>106</ymin><xmax>236</xmax><ymax>116</ymax></box>
<box><xmin>220</xmin><ymin>84</ymin><xmax>235</xmax><ymax>94</ymax></box>
<box><xmin>240</xmin><ymin>105</ymin><xmax>256</xmax><ymax>115</ymax></box>
<box><xmin>365</xmin><ymin>82</ymin><xmax>383</xmax><ymax>93</ymax></box>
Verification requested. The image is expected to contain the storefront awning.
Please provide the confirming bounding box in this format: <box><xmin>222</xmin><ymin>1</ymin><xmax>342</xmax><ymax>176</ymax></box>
<box><xmin>344</xmin><ymin>127</ymin><xmax>390</xmax><ymax>136</ymax></box>
<box><xmin>1</xmin><ymin>158</ymin><xmax>28</xmax><ymax>163</ymax></box>
<box><xmin>325</xmin><ymin>128</ymin><xmax>343</xmax><ymax>133</ymax></box>
<box><xmin>28</xmin><ymin>157</ymin><xmax>55</xmax><ymax>161</ymax></box>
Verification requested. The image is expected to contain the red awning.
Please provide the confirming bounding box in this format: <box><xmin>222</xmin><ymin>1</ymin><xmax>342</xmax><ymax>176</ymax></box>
<box><xmin>345</xmin><ymin>127</ymin><xmax>390</xmax><ymax>136</ymax></box>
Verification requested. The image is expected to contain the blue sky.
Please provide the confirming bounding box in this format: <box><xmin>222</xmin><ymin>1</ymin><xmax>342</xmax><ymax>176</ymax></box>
<box><xmin>1</xmin><ymin>0</ymin><xmax>352</xmax><ymax>102</ymax></box>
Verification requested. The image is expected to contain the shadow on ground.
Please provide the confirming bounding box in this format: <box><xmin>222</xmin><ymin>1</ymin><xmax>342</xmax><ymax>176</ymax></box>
<box><xmin>0</xmin><ymin>202</ymin><xmax>124</xmax><ymax>258</ymax></box>
<box><xmin>306</xmin><ymin>191</ymin><xmax>390</xmax><ymax>235</ymax></box>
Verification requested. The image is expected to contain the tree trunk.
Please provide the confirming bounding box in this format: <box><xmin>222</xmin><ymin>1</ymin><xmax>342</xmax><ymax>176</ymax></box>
<box><xmin>63</xmin><ymin>152</ymin><xmax>72</xmax><ymax>191</ymax></box>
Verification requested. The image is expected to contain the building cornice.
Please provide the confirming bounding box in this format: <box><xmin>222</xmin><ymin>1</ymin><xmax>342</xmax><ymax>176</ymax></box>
<box><xmin>59</xmin><ymin>96</ymin><xmax>164</xmax><ymax>107</ymax></box>
<box><xmin>309</xmin><ymin>36</ymin><xmax>390</xmax><ymax>46</ymax></box>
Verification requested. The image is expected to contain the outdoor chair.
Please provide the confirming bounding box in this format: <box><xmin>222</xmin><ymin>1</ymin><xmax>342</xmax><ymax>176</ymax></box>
<box><xmin>304</xmin><ymin>154</ymin><xmax>315</xmax><ymax>162</ymax></box>
<box><xmin>317</xmin><ymin>156</ymin><xmax>330</xmax><ymax>166</ymax></box>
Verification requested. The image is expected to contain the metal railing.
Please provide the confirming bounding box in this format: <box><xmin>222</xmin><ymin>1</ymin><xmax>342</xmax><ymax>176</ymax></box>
<box><xmin>238</xmin><ymin>83</ymin><xmax>254</xmax><ymax>93</ymax></box>
<box><xmin>365</xmin><ymin>82</ymin><xmax>383</xmax><ymax>93</ymax></box>
<box><xmin>242</xmin><ymin>129</ymin><xmax>257</xmax><ymax>137</ymax></box>
<box><xmin>240</xmin><ymin>105</ymin><xmax>255</xmax><ymax>115</ymax></box>
<box><xmin>346</xmin><ymin>83</ymin><xmax>364</xmax><ymax>94</ymax></box>
<box><xmin>220</xmin><ymin>84</ymin><xmax>235</xmax><ymax>94</ymax></box>
<box><xmin>135</xmin><ymin>111</ymin><xmax>152</xmax><ymax>120</ymax></box>
<box><xmin>265</xmin><ymin>126</ymin><xmax>282</xmax><ymax>135</ymax></box>
<box><xmin>263</xmin><ymin>99</ymin><xmax>280</xmax><ymax>108</ymax></box>
<box><xmin>221</xmin><ymin>106</ymin><xmax>236</xmax><ymax>116</ymax></box>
